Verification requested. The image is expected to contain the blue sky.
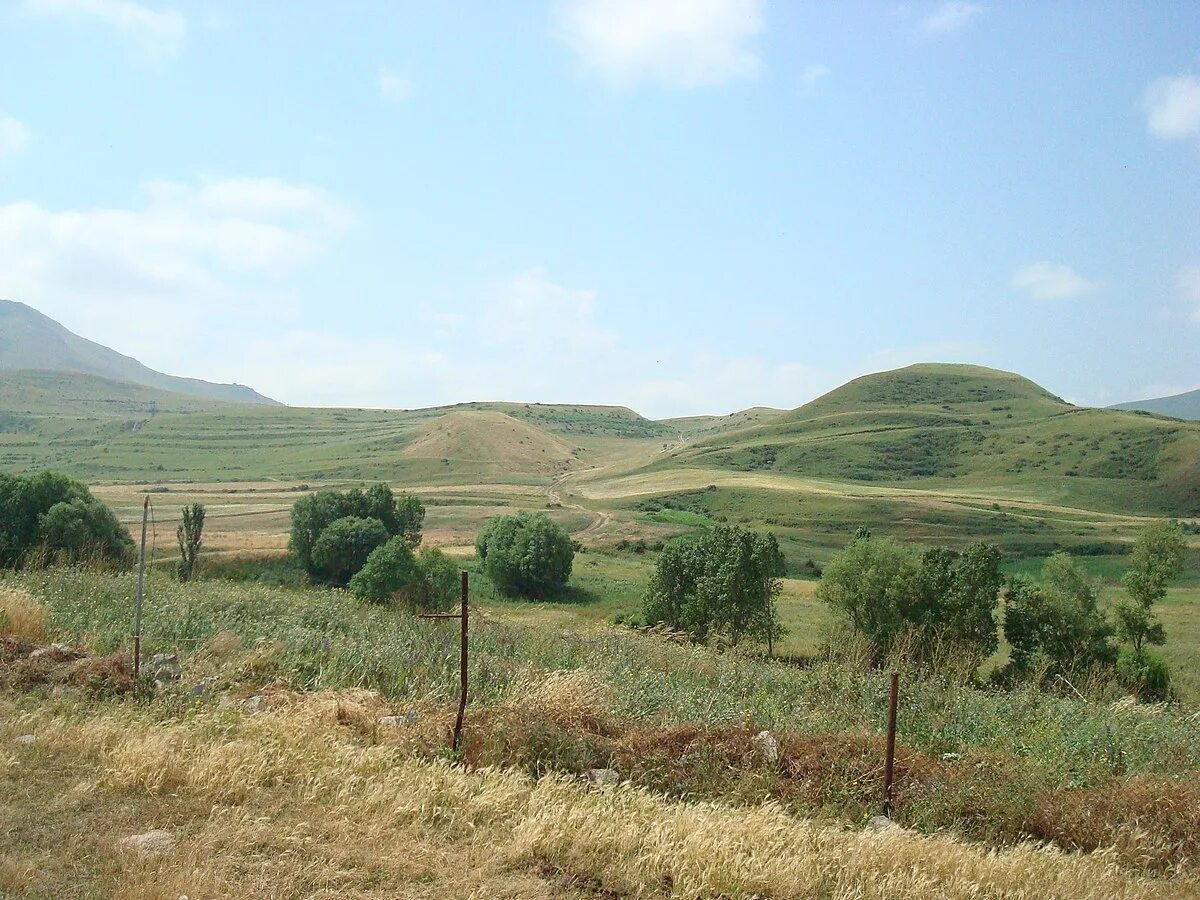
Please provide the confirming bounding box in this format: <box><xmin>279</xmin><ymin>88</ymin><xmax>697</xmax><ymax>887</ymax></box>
<box><xmin>1</xmin><ymin>0</ymin><xmax>1198</xmax><ymax>416</ymax></box>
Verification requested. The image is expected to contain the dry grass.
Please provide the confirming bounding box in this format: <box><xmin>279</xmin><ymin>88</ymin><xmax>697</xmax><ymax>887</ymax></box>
<box><xmin>0</xmin><ymin>587</ymin><xmax>46</xmax><ymax>643</ymax></box>
<box><xmin>3</xmin><ymin>692</ymin><xmax>1190</xmax><ymax>899</ymax></box>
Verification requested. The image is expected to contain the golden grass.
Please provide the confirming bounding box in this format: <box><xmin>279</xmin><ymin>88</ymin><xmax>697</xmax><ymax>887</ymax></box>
<box><xmin>0</xmin><ymin>587</ymin><xmax>46</xmax><ymax>643</ymax></box>
<box><xmin>2</xmin><ymin>692</ymin><xmax>1193</xmax><ymax>900</ymax></box>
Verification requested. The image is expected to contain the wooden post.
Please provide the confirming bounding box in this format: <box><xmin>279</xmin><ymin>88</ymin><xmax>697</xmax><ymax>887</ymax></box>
<box><xmin>884</xmin><ymin>671</ymin><xmax>899</xmax><ymax>817</ymax></box>
<box><xmin>132</xmin><ymin>496</ymin><xmax>149</xmax><ymax>678</ymax></box>
<box><xmin>419</xmin><ymin>571</ymin><xmax>469</xmax><ymax>753</ymax></box>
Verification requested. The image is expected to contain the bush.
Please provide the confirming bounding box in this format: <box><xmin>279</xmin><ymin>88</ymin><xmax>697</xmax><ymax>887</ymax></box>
<box><xmin>289</xmin><ymin>485</ymin><xmax>424</xmax><ymax>577</ymax></box>
<box><xmin>311</xmin><ymin>516</ymin><xmax>390</xmax><ymax>586</ymax></box>
<box><xmin>176</xmin><ymin>503</ymin><xmax>205</xmax><ymax>582</ymax></box>
<box><xmin>1115</xmin><ymin>648</ymin><xmax>1173</xmax><ymax>702</ymax></box>
<box><xmin>475</xmin><ymin>512</ymin><xmax>574</xmax><ymax>598</ymax></box>
<box><xmin>0</xmin><ymin>471</ymin><xmax>134</xmax><ymax>568</ymax></box>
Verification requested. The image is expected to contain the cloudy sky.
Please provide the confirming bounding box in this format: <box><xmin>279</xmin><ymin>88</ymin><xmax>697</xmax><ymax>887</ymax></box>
<box><xmin>2</xmin><ymin>0</ymin><xmax>1198</xmax><ymax>415</ymax></box>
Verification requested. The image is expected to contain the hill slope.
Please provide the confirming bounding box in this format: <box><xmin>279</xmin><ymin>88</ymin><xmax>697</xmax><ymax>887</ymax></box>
<box><xmin>0</xmin><ymin>300</ymin><xmax>279</xmax><ymax>406</ymax></box>
<box><xmin>659</xmin><ymin>364</ymin><xmax>1200</xmax><ymax>515</ymax></box>
<box><xmin>1112</xmin><ymin>389</ymin><xmax>1200</xmax><ymax>421</ymax></box>
<box><xmin>403</xmin><ymin>410</ymin><xmax>580</xmax><ymax>473</ymax></box>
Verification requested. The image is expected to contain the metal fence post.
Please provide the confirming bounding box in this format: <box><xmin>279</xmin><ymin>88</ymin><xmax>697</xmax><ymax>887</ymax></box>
<box><xmin>884</xmin><ymin>670</ymin><xmax>899</xmax><ymax>817</ymax></box>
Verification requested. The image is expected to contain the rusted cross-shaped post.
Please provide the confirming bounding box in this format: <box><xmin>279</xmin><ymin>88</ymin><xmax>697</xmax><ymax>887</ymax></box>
<box><xmin>418</xmin><ymin>570</ymin><xmax>469</xmax><ymax>752</ymax></box>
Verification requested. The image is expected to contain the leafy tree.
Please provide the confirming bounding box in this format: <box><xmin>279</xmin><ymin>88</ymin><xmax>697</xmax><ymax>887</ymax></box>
<box><xmin>176</xmin><ymin>503</ymin><xmax>205</xmax><ymax>582</ymax></box>
<box><xmin>349</xmin><ymin>535</ymin><xmax>419</xmax><ymax>603</ymax></box>
<box><xmin>1003</xmin><ymin>552</ymin><xmax>1115</xmax><ymax>678</ymax></box>
<box><xmin>818</xmin><ymin>535</ymin><xmax>1003</xmax><ymax>665</ymax></box>
<box><xmin>409</xmin><ymin>547</ymin><xmax>461</xmax><ymax>613</ymax></box>
<box><xmin>475</xmin><ymin>511</ymin><xmax>574</xmax><ymax>598</ymax></box>
<box><xmin>311</xmin><ymin>516</ymin><xmax>390</xmax><ymax>586</ymax></box>
<box><xmin>1115</xmin><ymin>521</ymin><xmax>1185</xmax><ymax>657</ymax></box>
<box><xmin>643</xmin><ymin>525</ymin><xmax>786</xmax><ymax>649</ymax></box>
<box><xmin>289</xmin><ymin>485</ymin><xmax>424</xmax><ymax>577</ymax></box>
<box><xmin>0</xmin><ymin>471</ymin><xmax>133</xmax><ymax>568</ymax></box>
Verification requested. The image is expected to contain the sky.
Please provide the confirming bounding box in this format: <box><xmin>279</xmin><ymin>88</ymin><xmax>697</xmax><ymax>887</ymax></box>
<box><xmin>1</xmin><ymin>0</ymin><xmax>1199</xmax><ymax>417</ymax></box>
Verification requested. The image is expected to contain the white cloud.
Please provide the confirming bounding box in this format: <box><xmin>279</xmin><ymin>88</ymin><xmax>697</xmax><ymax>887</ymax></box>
<box><xmin>1178</xmin><ymin>265</ymin><xmax>1200</xmax><ymax>324</ymax></box>
<box><xmin>0</xmin><ymin>114</ymin><xmax>30</xmax><ymax>158</ymax></box>
<box><xmin>480</xmin><ymin>268</ymin><xmax>616</xmax><ymax>352</ymax></box>
<box><xmin>1144</xmin><ymin>74</ymin><xmax>1200</xmax><ymax>142</ymax></box>
<box><xmin>557</xmin><ymin>0</ymin><xmax>763</xmax><ymax>88</ymax></box>
<box><xmin>800</xmin><ymin>64</ymin><xmax>830</xmax><ymax>88</ymax></box>
<box><xmin>23</xmin><ymin>0</ymin><xmax>185</xmax><ymax>61</ymax></box>
<box><xmin>919</xmin><ymin>1</ymin><xmax>982</xmax><ymax>36</ymax></box>
<box><xmin>377</xmin><ymin>66</ymin><xmax>413</xmax><ymax>104</ymax></box>
<box><xmin>1011</xmin><ymin>261</ymin><xmax>1098</xmax><ymax>300</ymax></box>
<box><xmin>0</xmin><ymin>177</ymin><xmax>350</xmax><ymax>372</ymax></box>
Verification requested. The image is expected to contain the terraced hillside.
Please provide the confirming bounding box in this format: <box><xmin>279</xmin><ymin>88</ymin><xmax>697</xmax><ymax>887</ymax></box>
<box><xmin>656</xmin><ymin>364</ymin><xmax>1200</xmax><ymax>515</ymax></box>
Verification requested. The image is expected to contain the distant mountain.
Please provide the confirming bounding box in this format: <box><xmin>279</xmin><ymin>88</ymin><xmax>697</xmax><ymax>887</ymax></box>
<box><xmin>1111</xmin><ymin>389</ymin><xmax>1200</xmax><ymax>421</ymax></box>
<box><xmin>0</xmin><ymin>300</ymin><xmax>280</xmax><ymax>406</ymax></box>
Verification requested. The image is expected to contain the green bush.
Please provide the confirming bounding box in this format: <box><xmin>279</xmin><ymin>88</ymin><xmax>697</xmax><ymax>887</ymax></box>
<box><xmin>349</xmin><ymin>535</ymin><xmax>419</xmax><ymax>603</ymax></box>
<box><xmin>0</xmin><ymin>471</ymin><xmax>134</xmax><ymax>568</ymax></box>
<box><xmin>289</xmin><ymin>485</ymin><xmax>423</xmax><ymax>577</ymax></box>
<box><xmin>1116</xmin><ymin>648</ymin><xmax>1173</xmax><ymax>702</ymax></box>
<box><xmin>311</xmin><ymin>516</ymin><xmax>390</xmax><ymax>586</ymax></box>
<box><xmin>409</xmin><ymin>547</ymin><xmax>460</xmax><ymax>613</ymax></box>
<box><xmin>475</xmin><ymin>511</ymin><xmax>573</xmax><ymax>598</ymax></box>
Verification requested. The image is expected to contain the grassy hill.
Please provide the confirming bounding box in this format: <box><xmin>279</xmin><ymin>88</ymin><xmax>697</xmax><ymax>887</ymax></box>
<box><xmin>403</xmin><ymin>410</ymin><xmax>582</xmax><ymax>474</ymax></box>
<box><xmin>0</xmin><ymin>300</ymin><xmax>279</xmax><ymax>405</ymax></box>
<box><xmin>1113</xmin><ymin>388</ymin><xmax>1200</xmax><ymax>421</ymax></box>
<box><xmin>656</xmin><ymin>364</ymin><xmax>1200</xmax><ymax>515</ymax></box>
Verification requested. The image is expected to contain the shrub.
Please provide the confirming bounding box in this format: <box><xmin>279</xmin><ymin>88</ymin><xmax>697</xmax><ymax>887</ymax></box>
<box><xmin>0</xmin><ymin>471</ymin><xmax>134</xmax><ymax>568</ymax></box>
<box><xmin>289</xmin><ymin>485</ymin><xmax>424</xmax><ymax>577</ymax></box>
<box><xmin>176</xmin><ymin>503</ymin><xmax>205</xmax><ymax>582</ymax></box>
<box><xmin>643</xmin><ymin>525</ymin><xmax>785</xmax><ymax>650</ymax></box>
<box><xmin>409</xmin><ymin>547</ymin><xmax>460</xmax><ymax>613</ymax></box>
<box><xmin>1115</xmin><ymin>647</ymin><xmax>1172</xmax><ymax>701</ymax></box>
<box><xmin>475</xmin><ymin>511</ymin><xmax>573</xmax><ymax>598</ymax></box>
<box><xmin>311</xmin><ymin>516</ymin><xmax>390</xmax><ymax>586</ymax></box>
<box><xmin>1115</xmin><ymin>520</ymin><xmax>1184</xmax><ymax>657</ymax></box>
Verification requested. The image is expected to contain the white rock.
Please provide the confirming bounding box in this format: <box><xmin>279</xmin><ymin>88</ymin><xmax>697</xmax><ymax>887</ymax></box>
<box><xmin>941</xmin><ymin>752</ymin><xmax>961</xmax><ymax>762</ymax></box>
<box><xmin>377</xmin><ymin>715</ymin><xmax>406</xmax><ymax>728</ymax></box>
<box><xmin>867</xmin><ymin>815</ymin><xmax>899</xmax><ymax>832</ymax></box>
<box><xmin>118</xmin><ymin>829</ymin><xmax>175</xmax><ymax>856</ymax></box>
<box><xmin>751</xmin><ymin>730</ymin><xmax>780</xmax><ymax>764</ymax></box>
<box><xmin>585</xmin><ymin>768</ymin><xmax>620</xmax><ymax>787</ymax></box>
<box><xmin>244</xmin><ymin>695</ymin><xmax>267</xmax><ymax>714</ymax></box>
<box><xmin>14</xmin><ymin>734</ymin><xmax>36</xmax><ymax>746</ymax></box>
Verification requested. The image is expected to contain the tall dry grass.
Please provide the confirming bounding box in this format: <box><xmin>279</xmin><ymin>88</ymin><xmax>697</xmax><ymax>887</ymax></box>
<box><xmin>2</xmin><ymin>692</ymin><xmax>1192</xmax><ymax>900</ymax></box>
<box><xmin>0</xmin><ymin>587</ymin><xmax>46</xmax><ymax>643</ymax></box>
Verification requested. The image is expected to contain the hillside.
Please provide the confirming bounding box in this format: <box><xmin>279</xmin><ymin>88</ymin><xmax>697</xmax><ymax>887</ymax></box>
<box><xmin>658</xmin><ymin>364</ymin><xmax>1200</xmax><ymax>515</ymax></box>
<box><xmin>403</xmin><ymin>410</ymin><xmax>581</xmax><ymax>473</ymax></box>
<box><xmin>1112</xmin><ymin>388</ymin><xmax>1200</xmax><ymax>421</ymax></box>
<box><xmin>0</xmin><ymin>300</ymin><xmax>280</xmax><ymax>406</ymax></box>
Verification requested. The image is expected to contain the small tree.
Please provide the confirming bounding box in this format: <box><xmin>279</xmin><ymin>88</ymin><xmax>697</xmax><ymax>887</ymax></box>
<box><xmin>1115</xmin><ymin>521</ymin><xmax>1185</xmax><ymax>657</ymax></box>
<box><xmin>1003</xmin><ymin>552</ymin><xmax>1115</xmax><ymax>679</ymax></box>
<box><xmin>311</xmin><ymin>516</ymin><xmax>390</xmax><ymax>586</ymax></box>
<box><xmin>289</xmin><ymin>485</ymin><xmax>424</xmax><ymax>578</ymax></box>
<box><xmin>176</xmin><ymin>503</ymin><xmax>205</xmax><ymax>582</ymax></box>
<box><xmin>38</xmin><ymin>497</ymin><xmax>135</xmax><ymax>567</ymax></box>
<box><xmin>1</xmin><ymin>471</ymin><xmax>134</xmax><ymax>568</ymax></box>
<box><xmin>475</xmin><ymin>511</ymin><xmax>574</xmax><ymax>598</ymax></box>
<box><xmin>349</xmin><ymin>535</ymin><xmax>419</xmax><ymax>603</ymax></box>
<box><xmin>643</xmin><ymin>524</ymin><xmax>786</xmax><ymax>649</ymax></box>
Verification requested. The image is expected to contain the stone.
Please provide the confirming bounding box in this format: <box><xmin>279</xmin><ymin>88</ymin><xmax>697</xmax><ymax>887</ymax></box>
<box><xmin>867</xmin><ymin>815</ymin><xmax>900</xmax><ymax>832</ymax></box>
<box><xmin>751</xmin><ymin>730</ymin><xmax>780</xmax><ymax>764</ymax></box>
<box><xmin>244</xmin><ymin>694</ymin><xmax>267</xmax><ymax>714</ymax></box>
<box><xmin>378</xmin><ymin>708</ymin><xmax>419</xmax><ymax>728</ymax></box>
<box><xmin>118</xmin><ymin>829</ymin><xmax>175</xmax><ymax>856</ymax></box>
<box><xmin>584</xmin><ymin>768</ymin><xmax>620</xmax><ymax>787</ymax></box>
<box><xmin>147</xmin><ymin>653</ymin><xmax>182</xmax><ymax>682</ymax></box>
<box><xmin>29</xmin><ymin>643</ymin><xmax>77</xmax><ymax>660</ymax></box>
<box><xmin>14</xmin><ymin>734</ymin><xmax>36</xmax><ymax>746</ymax></box>
<box><xmin>941</xmin><ymin>752</ymin><xmax>961</xmax><ymax>762</ymax></box>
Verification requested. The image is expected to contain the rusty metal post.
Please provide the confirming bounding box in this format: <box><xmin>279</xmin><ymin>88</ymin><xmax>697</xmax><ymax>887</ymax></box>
<box><xmin>419</xmin><ymin>570</ymin><xmax>469</xmax><ymax>753</ymax></box>
<box><xmin>132</xmin><ymin>496</ymin><xmax>149</xmax><ymax>678</ymax></box>
<box><xmin>453</xmin><ymin>570</ymin><xmax>468</xmax><ymax>753</ymax></box>
<box><xmin>884</xmin><ymin>670</ymin><xmax>899</xmax><ymax>817</ymax></box>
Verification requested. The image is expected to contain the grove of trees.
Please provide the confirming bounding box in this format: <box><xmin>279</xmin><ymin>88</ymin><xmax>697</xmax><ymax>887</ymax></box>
<box><xmin>0</xmin><ymin>471</ymin><xmax>134</xmax><ymax>568</ymax></box>
<box><xmin>475</xmin><ymin>511</ymin><xmax>574</xmax><ymax>598</ymax></box>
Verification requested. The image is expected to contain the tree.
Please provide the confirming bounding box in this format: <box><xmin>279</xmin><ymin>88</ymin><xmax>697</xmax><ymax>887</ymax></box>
<box><xmin>349</xmin><ymin>535</ymin><xmax>419</xmax><ymax>603</ymax></box>
<box><xmin>0</xmin><ymin>471</ymin><xmax>133</xmax><ymax>568</ymax></box>
<box><xmin>311</xmin><ymin>516</ymin><xmax>390</xmax><ymax>586</ymax></box>
<box><xmin>916</xmin><ymin>542</ymin><xmax>1003</xmax><ymax>659</ymax></box>
<box><xmin>409</xmin><ymin>547</ymin><xmax>460</xmax><ymax>613</ymax></box>
<box><xmin>176</xmin><ymin>503</ymin><xmax>205</xmax><ymax>582</ymax></box>
<box><xmin>1115</xmin><ymin>521</ymin><xmax>1185</xmax><ymax>657</ymax></box>
<box><xmin>1003</xmin><ymin>552</ymin><xmax>1115</xmax><ymax>678</ymax></box>
<box><xmin>643</xmin><ymin>525</ymin><xmax>786</xmax><ymax>649</ymax></box>
<box><xmin>289</xmin><ymin>485</ymin><xmax>424</xmax><ymax>578</ymax></box>
<box><xmin>475</xmin><ymin>511</ymin><xmax>574</xmax><ymax>598</ymax></box>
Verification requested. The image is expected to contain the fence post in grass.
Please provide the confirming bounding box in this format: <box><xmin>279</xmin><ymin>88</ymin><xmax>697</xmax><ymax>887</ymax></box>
<box><xmin>132</xmin><ymin>495</ymin><xmax>150</xmax><ymax>678</ymax></box>
<box><xmin>419</xmin><ymin>570</ymin><xmax>469</xmax><ymax>753</ymax></box>
<box><xmin>883</xmin><ymin>670</ymin><xmax>900</xmax><ymax>818</ymax></box>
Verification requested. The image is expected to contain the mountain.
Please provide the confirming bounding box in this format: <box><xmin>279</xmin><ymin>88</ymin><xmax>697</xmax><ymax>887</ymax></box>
<box><xmin>1111</xmin><ymin>389</ymin><xmax>1200</xmax><ymax>421</ymax></box>
<box><xmin>0</xmin><ymin>300</ymin><xmax>280</xmax><ymax>406</ymax></box>
<box><xmin>656</xmin><ymin>363</ymin><xmax>1200</xmax><ymax>515</ymax></box>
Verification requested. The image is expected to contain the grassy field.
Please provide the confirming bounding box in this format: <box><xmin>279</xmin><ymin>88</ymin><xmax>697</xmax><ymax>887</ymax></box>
<box><xmin>3</xmin><ymin>572</ymin><xmax>1199</xmax><ymax>897</ymax></box>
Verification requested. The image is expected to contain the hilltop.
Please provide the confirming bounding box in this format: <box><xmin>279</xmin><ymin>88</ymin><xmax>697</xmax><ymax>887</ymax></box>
<box><xmin>1112</xmin><ymin>388</ymin><xmax>1200</xmax><ymax>421</ymax></box>
<box><xmin>403</xmin><ymin>410</ymin><xmax>581</xmax><ymax>474</ymax></box>
<box><xmin>0</xmin><ymin>300</ymin><xmax>279</xmax><ymax>406</ymax></box>
<box><xmin>658</xmin><ymin>364</ymin><xmax>1200</xmax><ymax>515</ymax></box>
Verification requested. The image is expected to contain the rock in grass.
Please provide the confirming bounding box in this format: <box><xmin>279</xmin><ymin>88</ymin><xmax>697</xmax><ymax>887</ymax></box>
<box><xmin>585</xmin><ymin>768</ymin><xmax>620</xmax><ymax>787</ymax></box>
<box><xmin>377</xmin><ymin>709</ymin><xmax>419</xmax><ymax>728</ymax></box>
<box><xmin>244</xmin><ymin>694</ymin><xmax>267</xmax><ymax>714</ymax></box>
<box><xmin>14</xmin><ymin>733</ymin><xmax>36</xmax><ymax>745</ymax></box>
<box><xmin>118</xmin><ymin>829</ymin><xmax>175</xmax><ymax>856</ymax></box>
<box><xmin>867</xmin><ymin>815</ymin><xmax>900</xmax><ymax>832</ymax></box>
<box><xmin>148</xmin><ymin>653</ymin><xmax>182</xmax><ymax>683</ymax></box>
<box><xmin>751</xmin><ymin>730</ymin><xmax>780</xmax><ymax>764</ymax></box>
